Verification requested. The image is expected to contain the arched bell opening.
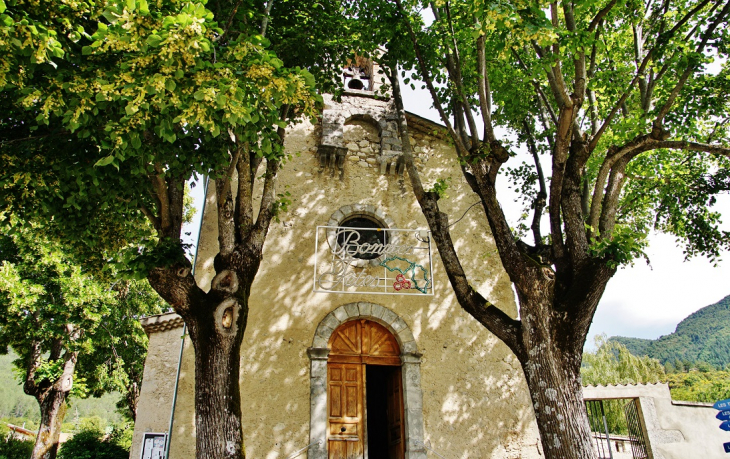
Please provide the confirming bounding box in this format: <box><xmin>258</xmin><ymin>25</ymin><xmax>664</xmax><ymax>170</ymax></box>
<box><xmin>307</xmin><ymin>304</ymin><xmax>426</xmax><ymax>459</ymax></box>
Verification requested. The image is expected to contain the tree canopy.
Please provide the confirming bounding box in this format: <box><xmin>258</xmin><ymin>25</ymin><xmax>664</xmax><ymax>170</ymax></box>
<box><xmin>349</xmin><ymin>0</ymin><xmax>730</xmax><ymax>457</ymax></box>
<box><xmin>0</xmin><ymin>224</ymin><xmax>165</xmax><ymax>458</ymax></box>
<box><xmin>1</xmin><ymin>1</ymin><xmax>360</xmax><ymax>457</ymax></box>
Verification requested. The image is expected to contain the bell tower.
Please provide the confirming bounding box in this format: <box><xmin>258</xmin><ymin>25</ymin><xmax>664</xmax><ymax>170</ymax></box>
<box><xmin>317</xmin><ymin>55</ymin><xmax>404</xmax><ymax>179</ymax></box>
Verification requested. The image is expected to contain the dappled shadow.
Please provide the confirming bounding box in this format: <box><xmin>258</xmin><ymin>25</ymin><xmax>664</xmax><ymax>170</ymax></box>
<box><xmin>167</xmin><ymin>118</ymin><xmax>541</xmax><ymax>458</ymax></box>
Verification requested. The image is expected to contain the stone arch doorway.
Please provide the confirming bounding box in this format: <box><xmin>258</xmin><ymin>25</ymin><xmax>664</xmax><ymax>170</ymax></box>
<box><xmin>307</xmin><ymin>303</ymin><xmax>426</xmax><ymax>459</ymax></box>
<box><xmin>328</xmin><ymin>320</ymin><xmax>403</xmax><ymax>459</ymax></box>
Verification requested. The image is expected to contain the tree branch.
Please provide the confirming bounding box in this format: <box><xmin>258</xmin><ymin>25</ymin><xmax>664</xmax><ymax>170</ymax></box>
<box><xmin>138</xmin><ymin>202</ymin><xmax>161</xmax><ymax>231</ymax></box>
<box><xmin>260</xmin><ymin>0</ymin><xmax>275</xmax><ymax>37</ymax></box>
<box><xmin>477</xmin><ymin>35</ymin><xmax>496</xmax><ymax>142</ymax></box>
<box><xmin>443</xmin><ymin>2</ymin><xmax>480</xmax><ymax>147</ymax></box>
<box><xmin>390</xmin><ymin>64</ymin><xmax>524</xmax><ymax>358</ymax></box>
<box><xmin>148</xmin><ymin>262</ymin><xmax>205</xmax><ymax>318</ymax></box>
<box><xmin>548</xmin><ymin>104</ymin><xmax>576</xmax><ymax>267</ymax></box>
<box><xmin>589</xmin><ymin>135</ymin><xmax>730</xmax><ymax>232</ymax></box>
<box><xmin>216</xmin><ymin>0</ymin><xmax>245</xmax><ymax>44</ymax></box>
<box><xmin>523</xmin><ymin>120</ymin><xmax>547</xmax><ymax>246</ymax></box>
<box><xmin>654</xmin><ymin>0</ymin><xmax>730</xmax><ymax>129</ymax></box>
<box><xmin>23</xmin><ymin>339</ymin><xmax>42</xmax><ymax>398</ymax></box>
<box><xmin>235</xmin><ymin>145</ymin><xmax>254</xmax><ymax>243</ymax></box>
<box><xmin>249</xmin><ymin>158</ymin><xmax>279</xmax><ymax>252</ymax></box>
<box><xmin>149</xmin><ymin>163</ymin><xmax>170</xmax><ymax>234</ymax></box>
<box><xmin>393</xmin><ymin>0</ymin><xmax>470</xmax><ymax>157</ymax></box>
<box><xmin>588</xmin><ymin>0</ymin><xmax>617</xmax><ymax>31</ymax></box>
<box><xmin>512</xmin><ymin>48</ymin><xmax>558</xmax><ymax>126</ymax></box>
<box><xmin>598</xmin><ymin>155</ymin><xmax>631</xmax><ymax>236</ymax></box>
<box><xmin>215</xmin><ymin>175</ymin><xmax>236</xmax><ymax>255</ymax></box>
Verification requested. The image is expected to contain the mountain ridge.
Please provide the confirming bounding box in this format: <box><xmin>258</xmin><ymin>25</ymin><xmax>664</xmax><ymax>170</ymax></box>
<box><xmin>610</xmin><ymin>294</ymin><xmax>730</xmax><ymax>368</ymax></box>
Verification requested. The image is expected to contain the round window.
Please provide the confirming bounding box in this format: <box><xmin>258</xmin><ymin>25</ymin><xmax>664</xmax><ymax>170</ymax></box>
<box><xmin>336</xmin><ymin>216</ymin><xmax>388</xmax><ymax>260</ymax></box>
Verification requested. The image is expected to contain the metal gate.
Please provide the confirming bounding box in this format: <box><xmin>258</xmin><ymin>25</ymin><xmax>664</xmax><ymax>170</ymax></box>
<box><xmin>585</xmin><ymin>399</ymin><xmax>649</xmax><ymax>459</ymax></box>
<box><xmin>586</xmin><ymin>400</ymin><xmax>613</xmax><ymax>458</ymax></box>
<box><xmin>624</xmin><ymin>399</ymin><xmax>648</xmax><ymax>459</ymax></box>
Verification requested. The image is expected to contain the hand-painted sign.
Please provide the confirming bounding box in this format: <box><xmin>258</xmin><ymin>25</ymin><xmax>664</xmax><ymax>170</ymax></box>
<box><xmin>716</xmin><ymin>399</ymin><xmax>730</xmax><ymax>411</ymax></box>
<box><xmin>718</xmin><ymin>411</ymin><xmax>730</xmax><ymax>421</ymax></box>
<box><xmin>720</xmin><ymin>421</ymin><xmax>730</xmax><ymax>432</ymax></box>
<box><xmin>724</xmin><ymin>442</ymin><xmax>730</xmax><ymax>453</ymax></box>
<box><xmin>314</xmin><ymin>226</ymin><xmax>433</xmax><ymax>295</ymax></box>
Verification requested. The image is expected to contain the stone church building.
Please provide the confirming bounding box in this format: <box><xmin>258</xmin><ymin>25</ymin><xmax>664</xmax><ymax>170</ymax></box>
<box><xmin>129</xmin><ymin>59</ymin><xmax>543</xmax><ymax>459</ymax></box>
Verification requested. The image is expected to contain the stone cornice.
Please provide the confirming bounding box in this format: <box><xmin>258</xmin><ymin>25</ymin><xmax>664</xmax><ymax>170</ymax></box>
<box><xmin>405</xmin><ymin>111</ymin><xmax>448</xmax><ymax>140</ymax></box>
<box><xmin>140</xmin><ymin>312</ymin><xmax>184</xmax><ymax>335</ymax></box>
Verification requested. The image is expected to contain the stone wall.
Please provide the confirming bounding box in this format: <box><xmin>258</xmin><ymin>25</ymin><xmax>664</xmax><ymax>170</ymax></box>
<box><xmin>583</xmin><ymin>383</ymin><xmax>725</xmax><ymax>459</ymax></box>
<box><xmin>129</xmin><ymin>313</ymin><xmax>187</xmax><ymax>459</ymax></box>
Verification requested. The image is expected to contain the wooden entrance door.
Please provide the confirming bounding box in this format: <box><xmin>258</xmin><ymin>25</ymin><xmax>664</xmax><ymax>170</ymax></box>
<box><xmin>386</xmin><ymin>367</ymin><xmax>405</xmax><ymax>459</ymax></box>
<box><xmin>327</xmin><ymin>363</ymin><xmax>363</xmax><ymax>458</ymax></box>
<box><xmin>327</xmin><ymin>320</ymin><xmax>405</xmax><ymax>459</ymax></box>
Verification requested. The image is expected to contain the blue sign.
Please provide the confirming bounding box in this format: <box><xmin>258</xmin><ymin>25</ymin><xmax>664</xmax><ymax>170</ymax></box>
<box><xmin>724</xmin><ymin>442</ymin><xmax>730</xmax><ymax>453</ymax></box>
<box><xmin>719</xmin><ymin>411</ymin><xmax>730</xmax><ymax>421</ymax></box>
<box><xmin>721</xmin><ymin>421</ymin><xmax>730</xmax><ymax>432</ymax></box>
<box><xmin>715</xmin><ymin>399</ymin><xmax>730</xmax><ymax>411</ymax></box>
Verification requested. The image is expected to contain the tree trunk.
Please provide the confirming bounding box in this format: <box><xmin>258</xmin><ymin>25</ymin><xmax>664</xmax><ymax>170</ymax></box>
<box><xmin>182</xmin><ymin>287</ymin><xmax>250</xmax><ymax>459</ymax></box>
<box><xmin>519</xmin><ymin>300</ymin><xmax>597</xmax><ymax>459</ymax></box>
<box><xmin>31</xmin><ymin>390</ymin><xmax>69</xmax><ymax>459</ymax></box>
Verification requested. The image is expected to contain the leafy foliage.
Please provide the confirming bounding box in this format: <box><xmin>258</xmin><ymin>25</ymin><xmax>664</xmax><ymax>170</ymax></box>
<box><xmin>0</xmin><ymin>435</ymin><xmax>34</xmax><ymax>459</ymax></box>
<box><xmin>0</xmin><ymin>0</ymin><xmax>321</xmax><ymax>266</ymax></box>
<box><xmin>57</xmin><ymin>427</ymin><xmax>129</xmax><ymax>459</ymax></box>
<box><xmin>355</xmin><ymin>0</ymin><xmax>730</xmax><ymax>455</ymax></box>
<box><xmin>0</xmin><ymin>224</ymin><xmax>165</xmax><ymax>425</ymax></box>
<box><xmin>0</xmin><ymin>1</ymin><xmax>358</xmax><ymax>456</ymax></box>
<box><xmin>582</xmin><ymin>335</ymin><xmax>666</xmax><ymax>386</ymax></box>
<box><xmin>666</xmin><ymin>370</ymin><xmax>730</xmax><ymax>403</ymax></box>
<box><xmin>611</xmin><ymin>294</ymin><xmax>730</xmax><ymax>368</ymax></box>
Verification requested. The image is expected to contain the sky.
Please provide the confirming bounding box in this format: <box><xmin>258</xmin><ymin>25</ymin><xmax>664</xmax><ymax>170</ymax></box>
<box><xmin>183</xmin><ymin>75</ymin><xmax>730</xmax><ymax>351</ymax></box>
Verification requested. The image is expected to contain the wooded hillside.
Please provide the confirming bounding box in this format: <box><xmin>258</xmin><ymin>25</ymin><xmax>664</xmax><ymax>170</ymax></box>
<box><xmin>611</xmin><ymin>294</ymin><xmax>730</xmax><ymax>368</ymax></box>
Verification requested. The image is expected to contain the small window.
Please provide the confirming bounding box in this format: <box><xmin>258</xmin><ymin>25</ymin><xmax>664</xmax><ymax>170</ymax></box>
<box><xmin>336</xmin><ymin>216</ymin><xmax>388</xmax><ymax>260</ymax></box>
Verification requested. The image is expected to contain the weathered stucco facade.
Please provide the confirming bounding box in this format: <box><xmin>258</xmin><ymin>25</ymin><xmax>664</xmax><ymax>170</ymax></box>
<box><xmin>131</xmin><ymin>79</ymin><xmax>544</xmax><ymax>459</ymax></box>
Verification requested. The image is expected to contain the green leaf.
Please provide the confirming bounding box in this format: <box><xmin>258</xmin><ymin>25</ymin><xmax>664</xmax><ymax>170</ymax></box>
<box><xmin>138</xmin><ymin>0</ymin><xmax>149</xmax><ymax>15</ymax></box>
<box><xmin>94</xmin><ymin>156</ymin><xmax>115</xmax><ymax>167</ymax></box>
<box><xmin>165</xmin><ymin>79</ymin><xmax>176</xmax><ymax>92</ymax></box>
<box><xmin>261</xmin><ymin>137</ymin><xmax>271</xmax><ymax>154</ymax></box>
<box><xmin>0</xmin><ymin>0</ymin><xmax>6</xmax><ymax>14</ymax></box>
<box><xmin>82</xmin><ymin>46</ymin><xmax>93</xmax><ymax>55</ymax></box>
<box><xmin>131</xmin><ymin>135</ymin><xmax>142</xmax><ymax>150</ymax></box>
<box><xmin>146</xmin><ymin>34</ymin><xmax>162</xmax><ymax>47</ymax></box>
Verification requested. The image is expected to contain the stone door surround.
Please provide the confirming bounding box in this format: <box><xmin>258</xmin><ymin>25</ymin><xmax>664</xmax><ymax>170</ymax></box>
<box><xmin>307</xmin><ymin>302</ymin><xmax>426</xmax><ymax>459</ymax></box>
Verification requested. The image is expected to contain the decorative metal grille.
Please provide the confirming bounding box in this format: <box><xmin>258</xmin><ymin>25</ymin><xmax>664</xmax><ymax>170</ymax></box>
<box><xmin>314</xmin><ymin>226</ymin><xmax>434</xmax><ymax>295</ymax></box>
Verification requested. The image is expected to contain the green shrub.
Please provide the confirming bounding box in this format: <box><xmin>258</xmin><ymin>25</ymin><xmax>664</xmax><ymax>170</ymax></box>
<box><xmin>0</xmin><ymin>437</ymin><xmax>34</xmax><ymax>459</ymax></box>
<box><xmin>58</xmin><ymin>427</ymin><xmax>128</xmax><ymax>459</ymax></box>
